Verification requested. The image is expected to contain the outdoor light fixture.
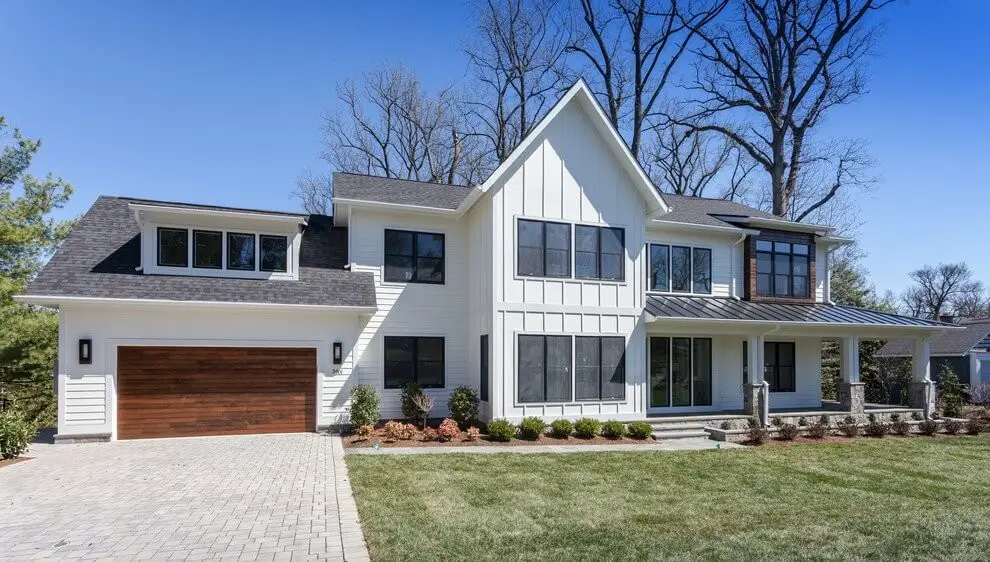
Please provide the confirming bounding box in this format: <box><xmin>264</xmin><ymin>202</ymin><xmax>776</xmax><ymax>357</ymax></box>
<box><xmin>78</xmin><ymin>339</ymin><xmax>92</xmax><ymax>365</ymax></box>
<box><xmin>332</xmin><ymin>342</ymin><xmax>343</xmax><ymax>365</ymax></box>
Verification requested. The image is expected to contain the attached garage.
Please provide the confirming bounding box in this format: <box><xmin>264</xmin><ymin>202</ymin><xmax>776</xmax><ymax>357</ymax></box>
<box><xmin>117</xmin><ymin>346</ymin><xmax>317</xmax><ymax>439</ymax></box>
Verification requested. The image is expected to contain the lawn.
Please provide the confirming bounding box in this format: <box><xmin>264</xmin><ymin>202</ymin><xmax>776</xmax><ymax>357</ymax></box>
<box><xmin>346</xmin><ymin>436</ymin><xmax>990</xmax><ymax>561</ymax></box>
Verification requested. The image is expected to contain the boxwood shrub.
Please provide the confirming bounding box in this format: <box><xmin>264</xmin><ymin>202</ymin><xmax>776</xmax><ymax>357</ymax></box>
<box><xmin>447</xmin><ymin>386</ymin><xmax>479</xmax><ymax>426</ymax></box>
<box><xmin>601</xmin><ymin>420</ymin><xmax>626</xmax><ymax>439</ymax></box>
<box><xmin>486</xmin><ymin>419</ymin><xmax>516</xmax><ymax>442</ymax></box>
<box><xmin>518</xmin><ymin>416</ymin><xmax>547</xmax><ymax>440</ymax></box>
<box><xmin>550</xmin><ymin>419</ymin><xmax>573</xmax><ymax>438</ymax></box>
<box><xmin>573</xmin><ymin>418</ymin><xmax>601</xmax><ymax>439</ymax></box>
<box><xmin>348</xmin><ymin>385</ymin><xmax>380</xmax><ymax>428</ymax></box>
<box><xmin>627</xmin><ymin>421</ymin><xmax>653</xmax><ymax>439</ymax></box>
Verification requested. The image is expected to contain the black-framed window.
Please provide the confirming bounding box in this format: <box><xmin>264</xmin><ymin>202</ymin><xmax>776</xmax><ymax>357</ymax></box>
<box><xmin>192</xmin><ymin>230</ymin><xmax>222</xmax><ymax>269</ymax></box>
<box><xmin>756</xmin><ymin>240</ymin><xmax>810</xmax><ymax>298</ymax></box>
<box><xmin>765</xmin><ymin>341</ymin><xmax>796</xmax><ymax>392</ymax></box>
<box><xmin>384</xmin><ymin>229</ymin><xmax>445</xmax><ymax>284</ymax></box>
<box><xmin>384</xmin><ymin>336</ymin><xmax>445</xmax><ymax>389</ymax></box>
<box><xmin>518</xmin><ymin>219</ymin><xmax>570</xmax><ymax>278</ymax></box>
<box><xmin>260</xmin><ymin>235</ymin><xmax>288</xmax><ymax>272</ymax></box>
<box><xmin>227</xmin><ymin>232</ymin><xmax>256</xmax><ymax>271</ymax></box>
<box><xmin>649</xmin><ymin>244</ymin><xmax>712</xmax><ymax>294</ymax></box>
<box><xmin>518</xmin><ymin>335</ymin><xmax>571</xmax><ymax>403</ymax></box>
<box><xmin>575</xmin><ymin>225</ymin><xmax>625</xmax><ymax>281</ymax></box>
<box><xmin>575</xmin><ymin>336</ymin><xmax>626</xmax><ymax>401</ymax></box>
<box><xmin>157</xmin><ymin>227</ymin><xmax>188</xmax><ymax>267</ymax></box>
<box><xmin>480</xmin><ymin>334</ymin><xmax>489</xmax><ymax>402</ymax></box>
<box><xmin>649</xmin><ymin>336</ymin><xmax>712</xmax><ymax>408</ymax></box>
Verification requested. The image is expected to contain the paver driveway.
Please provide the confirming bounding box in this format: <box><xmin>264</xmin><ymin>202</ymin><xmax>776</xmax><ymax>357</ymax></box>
<box><xmin>0</xmin><ymin>433</ymin><xmax>368</xmax><ymax>561</ymax></box>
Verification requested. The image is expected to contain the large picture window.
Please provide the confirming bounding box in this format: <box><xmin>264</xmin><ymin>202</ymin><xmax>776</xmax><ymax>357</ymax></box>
<box><xmin>157</xmin><ymin>227</ymin><xmax>188</xmax><ymax>267</ymax></box>
<box><xmin>518</xmin><ymin>335</ymin><xmax>572</xmax><ymax>403</ymax></box>
<box><xmin>649</xmin><ymin>336</ymin><xmax>712</xmax><ymax>408</ymax></box>
<box><xmin>517</xmin><ymin>219</ymin><xmax>570</xmax><ymax>278</ymax></box>
<box><xmin>649</xmin><ymin>244</ymin><xmax>712</xmax><ymax>294</ymax></box>
<box><xmin>765</xmin><ymin>342</ymin><xmax>796</xmax><ymax>392</ymax></box>
<box><xmin>384</xmin><ymin>336</ymin><xmax>445</xmax><ymax>389</ymax></box>
<box><xmin>384</xmin><ymin>229</ymin><xmax>445</xmax><ymax>284</ymax></box>
<box><xmin>575</xmin><ymin>336</ymin><xmax>626</xmax><ymax>401</ymax></box>
<box><xmin>575</xmin><ymin>225</ymin><xmax>625</xmax><ymax>281</ymax></box>
<box><xmin>756</xmin><ymin>240</ymin><xmax>810</xmax><ymax>298</ymax></box>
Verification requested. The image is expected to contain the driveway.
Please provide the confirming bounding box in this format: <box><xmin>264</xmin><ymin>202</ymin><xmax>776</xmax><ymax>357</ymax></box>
<box><xmin>0</xmin><ymin>433</ymin><xmax>368</xmax><ymax>561</ymax></box>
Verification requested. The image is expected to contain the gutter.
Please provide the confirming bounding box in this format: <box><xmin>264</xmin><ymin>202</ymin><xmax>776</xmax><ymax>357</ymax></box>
<box><xmin>14</xmin><ymin>294</ymin><xmax>377</xmax><ymax>313</ymax></box>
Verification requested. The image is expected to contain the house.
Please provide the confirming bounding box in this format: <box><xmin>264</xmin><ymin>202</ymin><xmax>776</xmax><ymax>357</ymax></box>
<box><xmin>17</xmin><ymin>81</ymin><xmax>956</xmax><ymax>442</ymax></box>
<box><xmin>878</xmin><ymin>318</ymin><xmax>990</xmax><ymax>394</ymax></box>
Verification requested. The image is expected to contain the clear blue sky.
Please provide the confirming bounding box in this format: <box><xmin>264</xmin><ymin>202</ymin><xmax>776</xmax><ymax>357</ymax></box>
<box><xmin>2</xmin><ymin>0</ymin><xmax>987</xmax><ymax>296</ymax></box>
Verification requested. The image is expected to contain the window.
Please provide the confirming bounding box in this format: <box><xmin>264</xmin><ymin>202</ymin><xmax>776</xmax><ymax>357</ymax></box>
<box><xmin>518</xmin><ymin>335</ymin><xmax>572</xmax><ymax>403</ymax></box>
<box><xmin>649</xmin><ymin>336</ymin><xmax>713</xmax><ymax>407</ymax></box>
<box><xmin>518</xmin><ymin>219</ymin><xmax>570</xmax><ymax>278</ymax></box>
<box><xmin>575</xmin><ymin>225</ymin><xmax>625</xmax><ymax>281</ymax></box>
<box><xmin>765</xmin><ymin>342</ymin><xmax>795</xmax><ymax>392</ymax></box>
<box><xmin>227</xmin><ymin>232</ymin><xmax>256</xmax><ymax>271</ymax></box>
<box><xmin>742</xmin><ymin>340</ymin><xmax>749</xmax><ymax>385</ymax></box>
<box><xmin>756</xmin><ymin>240</ymin><xmax>810</xmax><ymax>298</ymax></box>
<box><xmin>157</xmin><ymin>228</ymin><xmax>188</xmax><ymax>267</ymax></box>
<box><xmin>193</xmin><ymin>230</ymin><xmax>222</xmax><ymax>269</ymax></box>
<box><xmin>480</xmin><ymin>335</ymin><xmax>489</xmax><ymax>402</ymax></box>
<box><xmin>575</xmin><ymin>337</ymin><xmax>626</xmax><ymax>401</ymax></box>
<box><xmin>384</xmin><ymin>336</ymin><xmax>445</xmax><ymax>389</ymax></box>
<box><xmin>260</xmin><ymin>235</ymin><xmax>288</xmax><ymax>272</ymax></box>
<box><xmin>384</xmin><ymin>229</ymin><xmax>445</xmax><ymax>284</ymax></box>
<box><xmin>649</xmin><ymin>244</ymin><xmax>712</xmax><ymax>294</ymax></box>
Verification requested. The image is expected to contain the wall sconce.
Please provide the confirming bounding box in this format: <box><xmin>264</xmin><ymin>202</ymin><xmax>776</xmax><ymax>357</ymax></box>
<box><xmin>79</xmin><ymin>339</ymin><xmax>92</xmax><ymax>365</ymax></box>
<box><xmin>332</xmin><ymin>342</ymin><xmax>343</xmax><ymax>365</ymax></box>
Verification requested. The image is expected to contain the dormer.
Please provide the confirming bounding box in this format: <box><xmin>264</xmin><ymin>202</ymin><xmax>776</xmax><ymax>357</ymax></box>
<box><xmin>129</xmin><ymin>200</ymin><xmax>308</xmax><ymax>281</ymax></box>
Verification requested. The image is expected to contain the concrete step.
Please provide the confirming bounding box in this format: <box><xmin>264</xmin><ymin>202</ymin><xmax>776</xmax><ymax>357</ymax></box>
<box><xmin>650</xmin><ymin>423</ymin><xmax>708</xmax><ymax>431</ymax></box>
<box><xmin>652</xmin><ymin>428</ymin><xmax>711</xmax><ymax>440</ymax></box>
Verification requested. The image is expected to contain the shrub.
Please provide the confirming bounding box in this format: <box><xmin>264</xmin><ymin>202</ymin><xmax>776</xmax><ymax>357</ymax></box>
<box><xmin>573</xmin><ymin>418</ymin><xmax>602</xmax><ymax>439</ymax></box>
<box><xmin>864</xmin><ymin>419</ymin><xmax>889</xmax><ymax>438</ymax></box>
<box><xmin>601</xmin><ymin>421</ymin><xmax>626</xmax><ymax>439</ymax></box>
<box><xmin>747</xmin><ymin>417</ymin><xmax>761</xmax><ymax>429</ymax></box>
<box><xmin>355</xmin><ymin>424</ymin><xmax>375</xmax><ymax>439</ymax></box>
<box><xmin>348</xmin><ymin>385</ymin><xmax>381</xmax><ymax>428</ymax></box>
<box><xmin>867</xmin><ymin>413</ymin><xmax>877</xmax><ymax>423</ymax></box>
<box><xmin>778</xmin><ymin>423</ymin><xmax>799</xmax><ymax>440</ymax></box>
<box><xmin>627</xmin><ymin>421</ymin><xmax>653</xmax><ymax>439</ymax></box>
<box><xmin>410</xmin><ymin>393</ymin><xmax>435</xmax><ymax>429</ymax></box>
<box><xmin>447</xmin><ymin>386</ymin><xmax>479</xmax><ymax>427</ymax></box>
<box><xmin>911</xmin><ymin>411</ymin><xmax>923</xmax><ymax>421</ymax></box>
<box><xmin>383</xmin><ymin>420</ymin><xmax>408</xmax><ymax>442</ymax></box>
<box><xmin>944</xmin><ymin>419</ymin><xmax>963</xmax><ymax>435</ymax></box>
<box><xmin>0</xmin><ymin>409</ymin><xmax>36</xmax><ymax>459</ymax></box>
<box><xmin>719</xmin><ymin>420</ymin><xmax>732</xmax><ymax>430</ymax></box>
<box><xmin>771</xmin><ymin>417</ymin><xmax>784</xmax><ymax>427</ymax></box>
<box><xmin>918</xmin><ymin>419</ymin><xmax>939</xmax><ymax>436</ymax></box>
<box><xmin>891</xmin><ymin>419</ymin><xmax>911</xmax><ymax>436</ymax></box>
<box><xmin>487</xmin><ymin>419</ymin><xmax>516</xmax><ymax>442</ymax></box>
<box><xmin>401</xmin><ymin>382</ymin><xmax>424</xmax><ymax>420</ymax></box>
<box><xmin>798</xmin><ymin>416</ymin><xmax>808</xmax><ymax>427</ymax></box>
<box><xmin>422</xmin><ymin>427</ymin><xmax>438</xmax><ymax>441</ymax></box>
<box><xmin>970</xmin><ymin>382</ymin><xmax>990</xmax><ymax>406</ymax></box>
<box><xmin>968</xmin><ymin>406</ymin><xmax>990</xmax><ymax>422</ymax></box>
<box><xmin>966</xmin><ymin>418</ymin><xmax>986</xmax><ymax>435</ymax></box>
<box><xmin>837</xmin><ymin>417</ymin><xmax>859</xmax><ymax>438</ymax></box>
<box><xmin>550</xmin><ymin>419</ymin><xmax>573</xmax><ymax>438</ymax></box>
<box><xmin>818</xmin><ymin>414</ymin><xmax>830</xmax><ymax>426</ymax></box>
<box><xmin>807</xmin><ymin>422</ymin><xmax>828</xmax><ymax>439</ymax></box>
<box><xmin>465</xmin><ymin>426</ymin><xmax>481</xmax><ymax>441</ymax></box>
<box><xmin>890</xmin><ymin>412</ymin><xmax>902</xmax><ymax>422</ymax></box>
<box><xmin>437</xmin><ymin>418</ymin><xmax>460</xmax><ymax>442</ymax></box>
<box><xmin>747</xmin><ymin>425</ymin><xmax>769</xmax><ymax>445</ymax></box>
<box><xmin>518</xmin><ymin>417</ymin><xmax>547</xmax><ymax>440</ymax></box>
<box><xmin>938</xmin><ymin>367</ymin><xmax>967</xmax><ymax>418</ymax></box>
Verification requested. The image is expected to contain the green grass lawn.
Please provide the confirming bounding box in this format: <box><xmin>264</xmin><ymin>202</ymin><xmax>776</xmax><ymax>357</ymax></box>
<box><xmin>346</xmin><ymin>437</ymin><xmax>990</xmax><ymax>561</ymax></box>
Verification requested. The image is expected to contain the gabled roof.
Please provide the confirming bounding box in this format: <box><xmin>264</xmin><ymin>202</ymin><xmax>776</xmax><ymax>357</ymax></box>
<box><xmin>333</xmin><ymin>173</ymin><xmax>473</xmax><ymax>211</ymax></box>
<box><xmin>878</xmin><ymin>319</ymin><xmax>990</xmax><ymax>356</ymax></box>
<box><xmin>20</xmin><ymin>196</ymin><xmax>377</xmax><ymax>309</ymax></box>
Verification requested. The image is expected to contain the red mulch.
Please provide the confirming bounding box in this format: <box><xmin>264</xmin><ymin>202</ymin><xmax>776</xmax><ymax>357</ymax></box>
<box><xmin>342</xmin><ymin>430</ymin><xmax>655</xmax><ymax>449</ymax></box>
<box><xmin>0</xmin><ymin>457</ymin><xmax>30</xmax><ymax>469</ymax></box>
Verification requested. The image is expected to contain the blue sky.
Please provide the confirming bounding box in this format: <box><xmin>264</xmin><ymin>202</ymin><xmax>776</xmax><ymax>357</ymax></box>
<box><xmin>2</xmin><ymin>0</ymin><xmax>987</xmax><ymax>296</ymax></box>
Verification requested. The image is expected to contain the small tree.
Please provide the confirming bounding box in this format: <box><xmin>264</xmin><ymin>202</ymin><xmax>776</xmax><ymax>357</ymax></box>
<box><xmin>937</xmin><ymin>365</ymin><xmax>967</xmax><ymax>418</ymax></box>
<box><xmin>401</xmin><ymin>382</ymin><xmax>424</xmax><ymax>420</ymax></box>
<box><xmin>410</xmin><ymin>393</ymin><xmax>435</xmax><ymax>430</ymax></box>
<box><xmin>348</xmin><ymin>385</ymin><xmax>380</xmax><ymax>427</ymax></box>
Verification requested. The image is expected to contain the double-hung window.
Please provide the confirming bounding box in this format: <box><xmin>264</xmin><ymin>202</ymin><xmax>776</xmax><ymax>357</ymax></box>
<box><xmin>517</xmin><ymin>219</ymin><xmax>570</xmax><ymax>278</ymax></box>
<box><xmin>764</xmin><ymin>342</ymin><xmax>795</xmax><ymax>392</ymax></box>
<box><xmin>384</xmin><ymin>229</ymin><xmax>445</xmax><ymax>284</ymax></box>
<box><xmin>649</xmin><ymin>244</ymin><xmax>712</xmax><ymax>294</ymax></box>
<box><xmin>756</xmin><ymin>240</ymin><xmax>810</xmax><ymax>298</ymax></box>
<box><xmin>384</xmin><ymin>336</ymin><xmax>445</xmax><ymax>389</ymax></box>
<box><xmin>575</xmin><ymin>337</ymin><xmax>626</xmax><ymax>401</ymax></box>
<box><xmin>575</xmin><ymin>225</ymin><xmax>625</xmax><ymax>281</ymax></box>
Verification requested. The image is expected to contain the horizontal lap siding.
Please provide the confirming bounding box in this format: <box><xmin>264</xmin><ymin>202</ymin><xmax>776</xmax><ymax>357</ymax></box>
<box><xmin>64</xmin><ymin>377</ymin><xmax>107</xmax><ymax>424</ymax></box>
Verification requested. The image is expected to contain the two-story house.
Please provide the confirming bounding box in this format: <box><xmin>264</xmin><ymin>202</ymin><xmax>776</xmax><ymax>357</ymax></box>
<box><xmin>19</xmin><ymin>81</ymin><xmax>953</xmax><ymax>442</ymax></box>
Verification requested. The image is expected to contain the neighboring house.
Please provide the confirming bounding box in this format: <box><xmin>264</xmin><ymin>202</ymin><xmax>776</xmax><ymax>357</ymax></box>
<box><xmin>18</xmin><ymin>81</ymin><xmax>955</xmax><ymax>442</ymax></box>
<box><xmin>878</xmin><ymin>318</ymin><xmax>990</xmax><ymax>392</ymax></box>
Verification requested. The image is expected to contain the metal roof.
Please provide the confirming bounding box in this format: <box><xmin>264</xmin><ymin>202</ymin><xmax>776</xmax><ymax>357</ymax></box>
<box><xmin>645</xmin><ymin>295</ymin><xmax>952</xmax><ymax>328</ymax></box>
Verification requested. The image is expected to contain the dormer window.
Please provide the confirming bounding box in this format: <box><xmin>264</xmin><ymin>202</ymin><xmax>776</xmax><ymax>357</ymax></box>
<box><xmin>260</xmin><ymin>235</ymin><xmax>288</xmax><ymax>272</ymax></box>
<box><xmin>227</xmin><ymin>233</ymin><xmax>256</xmax><ymax>271</ymax></box>
<box><xmin>157</xmin><ymin>228</ymin><xmax>188</xmax><ymax>267</ymax></box>
<box><xmin>193</xmin><ymin>230</ymin><xmax>222</xmax><ymax>269</ymax></box>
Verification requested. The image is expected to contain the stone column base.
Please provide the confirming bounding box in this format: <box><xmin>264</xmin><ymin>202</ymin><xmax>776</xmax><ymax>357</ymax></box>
<box><xmin>743</xmin><ymin>383</ymin><xmax>767</xmax><ymax>424</ymax></box>
<box><xmin>838</xmin><ymin>382</ymin><xmax>866</xmax><ymax>414</ymax></box>
<box><xmin>908</xmin><ymin>381</ymin><xmax>936</xmax><ymax>417</ymax></box>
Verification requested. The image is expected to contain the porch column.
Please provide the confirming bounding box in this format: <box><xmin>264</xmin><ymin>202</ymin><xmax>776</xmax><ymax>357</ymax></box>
<box><xmin>908</xmin><ymin>337</ymin><xmax>935</xmax><ymax>418</ymax></box>
<box><xmin>838</xmin><ymin>336</ymin><xmax>865</xmax><ymax>415</ymax></box>
<box><xmin>743</xmin><ymin>334</ymin><xmax>768</xmax><ymax>425</ymax></box>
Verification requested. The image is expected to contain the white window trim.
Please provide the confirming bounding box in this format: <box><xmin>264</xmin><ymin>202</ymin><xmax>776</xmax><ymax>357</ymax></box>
<box><xmin>645</xmin><ymin>242</ymin><xmax>714</xmax><ymax>296</ymax></box>
<box><xmin>512</xmin><ymin>215</ymin><xmax>630</xmax><ymax>286</ymax></box>
<box><xmin>512</xmin><ymin>331</ymin><xmax>629</xmax><ymax>407</ymax></box>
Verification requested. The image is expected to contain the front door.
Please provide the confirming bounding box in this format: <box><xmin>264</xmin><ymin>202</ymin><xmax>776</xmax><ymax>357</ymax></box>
<box><xmin>649</xmin><ymin>337</ymin><xmax>712</xmax><ymax>409</ymax></box>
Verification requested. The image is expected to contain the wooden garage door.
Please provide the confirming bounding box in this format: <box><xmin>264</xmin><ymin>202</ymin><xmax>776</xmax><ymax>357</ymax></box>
<box><xmin>117</xmin><ymin>346</ymin><xmax>316</xmax><ymax>439</ymax></box>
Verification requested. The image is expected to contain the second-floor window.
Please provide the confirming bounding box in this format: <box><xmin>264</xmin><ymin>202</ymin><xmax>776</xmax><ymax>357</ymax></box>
<box><xmin>517</xmin><ymin>219</ymin><xmax>570</xmax><ymax>278</ymax></box>
<box><xmin>575</xmin><ymin>225</ymin><xmax>625</xmax><ymax>281</ymax></box>
<box><xmin>384</xmin><ymin>229</ymin><xmax>445</xmax><ymax>284</ymax></box>
<box><xmin>649</xmin><ymin>244</ymin><xmax>712</xmax><ymax>294</ymax></box>
<box><xmin>157</xmin><ymin>227</ymin><xmax>188</xmax><ymax>267</ymax></box>
<box><xmin>756</xmin><ymin>240</ymin><xmax>809</xmax><ymax>298</ymax></box>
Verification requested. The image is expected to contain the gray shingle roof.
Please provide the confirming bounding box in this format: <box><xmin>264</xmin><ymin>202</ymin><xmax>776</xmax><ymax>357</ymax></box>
<box><xmin>333</xmin><ymin>172</ymin><xmax>474</xmax><ymax>210</ymax></box>
<box><xmin>645</xmin><ymin>295</ymin><xmax>950</xmax><ymax>328</ymax></box>
<box><xmin>23</xmin><ymin>196</ymin><xmax>376</xmax><ymax>308</ymax></box>
<box><xmin>124</xmin><ymin>197</ymin><xmax>308</xmax><ymax>218</ymax></box>
<box><xmin>656</xmin><ymin>193</ymin><xmax>779</xmax><ymax>229</ymax></box>
<box><xmin>878</xmin><ymin>319</ymin><xmax>990</xmax><ymax>356</ymax></box>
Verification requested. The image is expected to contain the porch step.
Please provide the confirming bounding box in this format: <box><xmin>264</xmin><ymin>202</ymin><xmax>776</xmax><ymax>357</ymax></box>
<box><xmin>652</xmin><ymin>428</ymin><xmax>710</xmax><ymax>440</ymax></box>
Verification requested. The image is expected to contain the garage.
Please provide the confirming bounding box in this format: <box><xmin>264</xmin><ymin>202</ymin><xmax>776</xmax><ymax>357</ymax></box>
<box><xmin>116</xmin><ymin>346</ymin><xmax>317</xmax><ymax>439</ymax></box>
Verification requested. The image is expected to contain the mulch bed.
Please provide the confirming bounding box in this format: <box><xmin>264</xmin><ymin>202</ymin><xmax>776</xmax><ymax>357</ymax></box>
<box><xmin>0</xmin><ymin>457</ymin><xmax>30</xmax><ymax>469</ymax></box>
<box><xmin>747</xmin><ymin>433</ymin><xmax>978</xmax><ymax>447</ymax></box>
<box><xmin>343</xmin><ymin>431</ymin><xmax>656</xmax><ymax>449</ymax></box>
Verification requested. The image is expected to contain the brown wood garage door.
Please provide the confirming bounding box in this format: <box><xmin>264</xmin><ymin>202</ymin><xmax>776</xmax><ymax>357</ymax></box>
<box><xmin>117</xmin><ymin>346</ymin><xmax>316</xmax><ymax>439</ymax></box>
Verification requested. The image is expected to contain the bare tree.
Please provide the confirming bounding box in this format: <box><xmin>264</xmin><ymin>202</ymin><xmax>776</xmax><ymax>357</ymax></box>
<box><xmin>567</xmin><ymin>0</ymin><xmax>726</xmax><ymax>157</ymax></box>
<box><xmin>950</xmin><ymin>285</ymin><xmax>990</xmax><ymax>319</ymax></box>
<box><xmin>465</xmin><ymin>0</ymin><xmax>568</xmax><ymax>164</ymax></box>
<box><xmin>901</xmin><ymin>262</ymin><xmax>983</xmax><ymax>320</ymax></box>
<box><xmin>672</xmin><ymin>0</ymin><xmax>893</xmax><ymax>220</ymax></box>
<box><xmin>645</xmin><ymin>122</ymin><xmax>756</xmax><ymax>198</ymax></box>
<box><xmin>293</xmin><ymin>170</ymin><xmax>332</xmax><ymax>215</ymax></box>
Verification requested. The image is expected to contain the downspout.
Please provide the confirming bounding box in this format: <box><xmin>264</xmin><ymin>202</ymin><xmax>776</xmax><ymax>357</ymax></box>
<box><xmin>730</xmin><ymin>232</ymin><xmax>748</xmax><ymax>300</ymax></box>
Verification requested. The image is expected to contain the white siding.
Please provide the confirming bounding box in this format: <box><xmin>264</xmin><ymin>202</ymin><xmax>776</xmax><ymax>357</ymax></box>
<box><xmin>644</xmin><ymin>230</ymin><xmax>745</xmax><ymax>298</ymax></box>
<box><xmin>815</xmin><ymin>244</ymin><xmax>827</xmax><ymax>302</ymax></box>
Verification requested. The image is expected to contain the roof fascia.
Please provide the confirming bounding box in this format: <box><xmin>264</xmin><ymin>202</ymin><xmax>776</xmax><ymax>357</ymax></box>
<box><xmin>128</xmin><ymin>203</ymin><xmax>307</xmax><ymax>226</ymax></box>
<box><xmin>643</xmin><ymin>313</ymin><xmax>958</xmax><ymax>332</ymax></box>
<box><xmin>648</xmin><ymin>219</ymin><xmax>761</xmax><ymax>236</ymax></box>
<box><xmin>14</xmin><ymin>294</ymin><xmax>377</xmax><ymax>313</ymax></box>
<box><xmin>334</xmin><ymin>198</ymin><xmax>462</xmax><ymax>216</ymax></box>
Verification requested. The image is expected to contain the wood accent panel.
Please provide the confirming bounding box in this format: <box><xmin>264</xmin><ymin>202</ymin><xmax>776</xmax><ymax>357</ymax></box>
<box><xmin>117</xmin><ymin>346</ymin><xmax>316</xmax><ymax>439</ymax></box>
<box><xmin>743</xmin><ymin>229</ymin><xmax>817</xmax><ymax>303</ymax></box>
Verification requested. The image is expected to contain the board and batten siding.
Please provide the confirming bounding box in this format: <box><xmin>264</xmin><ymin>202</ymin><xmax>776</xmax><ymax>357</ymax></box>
<box><xmin>466</xmin><ymin>195</ymin><xmax>496</xmax><ymax>418</ymax></box>
<box><xmin>348</xmin><ymin>208</ymin><xmax>471</xmax><ymax>419</ymax></box>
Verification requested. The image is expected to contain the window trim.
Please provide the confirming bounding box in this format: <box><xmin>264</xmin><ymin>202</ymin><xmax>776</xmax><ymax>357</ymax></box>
<box><xmin>764</xmin><ymin>341</ymin><xmax>796</xmax><ymax>393</ymax></box>
<box><xmin>515</xmin><ymin>333</ymin><xmax>627</xmax><ymax>405</ymax></box>
<box><xmin>574</xmin><ymin>225</ymin><xmax>625</xmax><ymax>282</ymax></box>
<box><xmin>383</xmin><ymin>228</ymin><xmax>446</xmax><ymax>285</ymax></box>
<box><xmin>648</xmin><ymin>336</ymin><xmax>713</xmax><ymax>409</ymax></box>
<box><xmin>192</xmin><ymin>229</ymin><xmax>223</xmax><ymax>270</ymax></box>
<box><xmin>516</xmin><ymin>218</ymin><xmax>571</xmax><ymax>279</ymax></box>
<box><xmin>648</xmin><ymin>243</ymin><xmax>713</xmax><ymax>295</ymax></box>
<box><xmin>383</xmin><ymin>336</ymin><xmax>446</xmax><ymax>389</ymax></box>
<box><xmin>226</xmin><ymin>232</ymin><xmax>257</xmax><ymax>271</ymax></box>
<box><xmin>259</xmin><ymin>234</ymin><xmax>289</xmax><ymax>273</ymax></box>
<box><xmin>755</xmin><ymin>240</ymin><xmax>811</xmax><ymax>298</ymax></box>
<box><xmin>156</xmin><ymin>227</ymin><xmax>189</xmax><ymax>268</ymax></box>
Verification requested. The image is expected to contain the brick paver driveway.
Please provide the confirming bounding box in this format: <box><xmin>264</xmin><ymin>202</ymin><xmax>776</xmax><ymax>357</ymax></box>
<box><xmin>0</xmin><ymin>433</ymin><xmax>368</xmax><ymax>561</ymax></box>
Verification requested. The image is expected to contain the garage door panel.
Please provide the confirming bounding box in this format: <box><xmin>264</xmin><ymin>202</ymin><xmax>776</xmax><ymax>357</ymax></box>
<box><xmin>117</xmin><ymin>346</ymin><xmax>316</xmax><ymax>439</ymax></box>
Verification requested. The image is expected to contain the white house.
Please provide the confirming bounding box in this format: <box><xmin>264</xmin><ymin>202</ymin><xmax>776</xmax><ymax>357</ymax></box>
<box><xmin>18</xmin><ymin>81</ymin><xmax>953</xmax><ymax>442</ymax></box>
